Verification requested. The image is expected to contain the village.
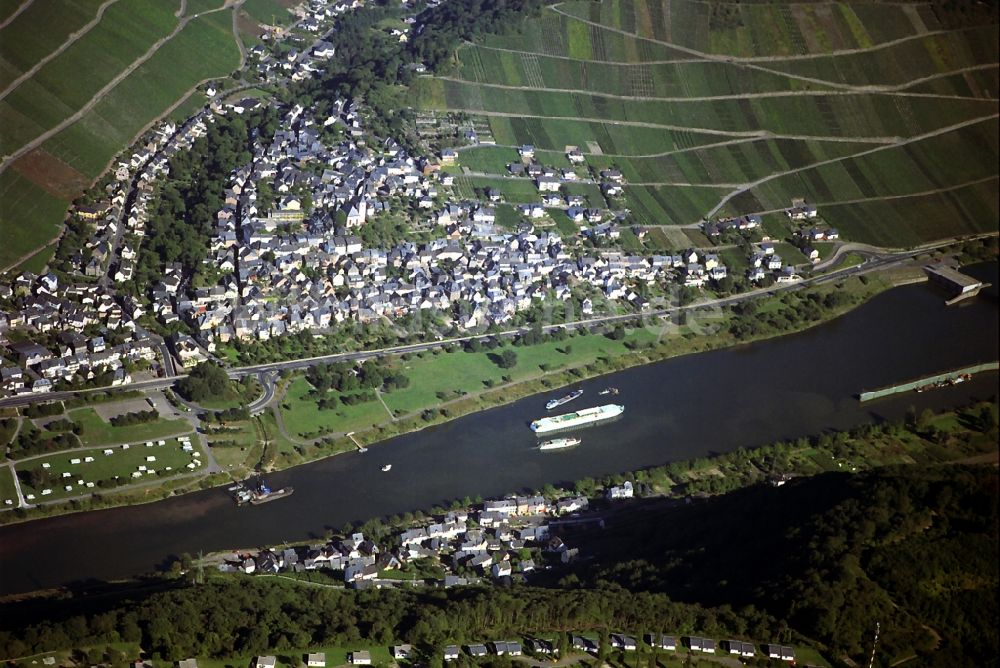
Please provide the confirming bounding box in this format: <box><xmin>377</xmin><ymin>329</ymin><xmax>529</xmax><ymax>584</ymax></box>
<box><xmin>208</xmin><ymin>481</ymin><xmax>800</xmax><ymax>666</ymax></box>
<box><xmin>0</xmin><ymin>0</ymin><xmax>844</xmax><ymax>397</ymax></box>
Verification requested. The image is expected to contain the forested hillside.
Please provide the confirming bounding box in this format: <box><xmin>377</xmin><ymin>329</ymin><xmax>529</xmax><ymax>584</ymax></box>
<box><xmin>545</xmin><ymin>465</ymin><xmax>998</xmax><ymax>666</ymax></box>
<box><xmin>0</xmin><ymin>465</ymin><xmax>994</xmax><ymax>667</ymax></box>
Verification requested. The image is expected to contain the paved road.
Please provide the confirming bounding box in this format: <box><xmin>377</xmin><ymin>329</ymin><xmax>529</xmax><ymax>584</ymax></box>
<box><xmin>0</xmin><ymin>237</ymin><xmax>983</xmax><ymax>412</ymax></box>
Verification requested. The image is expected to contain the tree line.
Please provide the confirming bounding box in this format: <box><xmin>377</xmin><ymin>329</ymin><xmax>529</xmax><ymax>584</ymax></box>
<box><xmin>544</xmin><ymin>464</ymin><xmax>998</xmax><ymax>667</ymax></box>
<box><xmin>0</xmin><ymin>581</ymin><xmax>780</xmax><ymax>664</ymax></box>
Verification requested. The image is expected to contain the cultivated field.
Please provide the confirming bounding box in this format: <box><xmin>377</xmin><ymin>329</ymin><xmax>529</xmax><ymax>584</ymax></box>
<box><xmin>0</xmin><ymin>0</ymin><xmax>243</xmax><ymax>272</ymax></box>
<box><xmin>409</xmin><ymin>0</ymin><xmax>999</xmax><ymax>245</ymax></box>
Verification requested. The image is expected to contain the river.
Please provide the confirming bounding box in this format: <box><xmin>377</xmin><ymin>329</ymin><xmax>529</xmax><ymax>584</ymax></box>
<box><xmin>1</xmin><ymin>264</ymin><xmax>997</xmax><ymax>596</ymax></box>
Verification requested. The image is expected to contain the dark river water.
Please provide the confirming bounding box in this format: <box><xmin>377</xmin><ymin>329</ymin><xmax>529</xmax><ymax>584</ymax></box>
<box><xmin>1</xmin><ymin>264</ymin><xmax>997</xmax><ymax>595</ymax></box>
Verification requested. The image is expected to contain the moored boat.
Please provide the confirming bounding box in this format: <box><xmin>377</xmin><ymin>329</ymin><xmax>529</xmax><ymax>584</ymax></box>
<box><xmin>546</xmin><ymin>389</ymin><xmax>583</xmax><ymax>410</ymax></box>
<box><xmin>539</xmin><ymin>437</ymin><xmax>582</xmax><ymax>451</ymax></box>
<box><xmin>233</xmin><ymin>478</ymin><xmax>294</xmax><ymax>506</ymax></box>
<box><xmin>531</xmin><ymin>404</ymin><xmax>624</xmax><ymax>434</ymax></box>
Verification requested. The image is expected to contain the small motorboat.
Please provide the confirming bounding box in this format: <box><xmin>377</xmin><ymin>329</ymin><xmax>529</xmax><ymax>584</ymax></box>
<box><xmin>381</xmin><ymin>464</ymin><xmax>392</xmax><ymax>472</ymax></box>
<box><xmin>598</xmin><ymin>387</ymin><xmax>619</xmax><ymax>395</ymax></box>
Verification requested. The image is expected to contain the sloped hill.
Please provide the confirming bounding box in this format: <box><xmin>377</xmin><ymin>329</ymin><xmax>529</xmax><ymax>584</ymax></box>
<box><xmin>0</xmin><ymin>0</ymin><xmax>242</xmax><ymax>272</ymax></box>
<box><xmin>409</xmin><ymin>0</ymin><xmax>999</xmax><ymax>246</ymax></box>
<box><xmin>541</xmin><ymin>465</ymin><xmax>999</xmax><ymax>666</ymax></box>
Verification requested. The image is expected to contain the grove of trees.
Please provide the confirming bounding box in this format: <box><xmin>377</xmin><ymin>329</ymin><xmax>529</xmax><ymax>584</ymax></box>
<box><xmin>175</xmin><ymin>362</ymin><xmax>232</xmax><ymax>403</ymax></box>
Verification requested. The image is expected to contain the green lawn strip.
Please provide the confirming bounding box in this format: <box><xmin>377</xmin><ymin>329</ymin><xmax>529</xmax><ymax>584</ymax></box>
<box><xmin>240</xmin><ymin>0</ymin><xmax>295</xmax><ymax>26</ymax></box>
<box><xmin>455</xmin><ymin>145</ymin><xmax>520</xmax><ymax>173</ymax></box>
<box><xmin>382</xmin><ymin>331</ymin><xmax>655</xmax><ymax>415</ymax></box>
<box><xmin>458</xmin><ymin>175</ymin><xmax>540</xmax><ymax>203</ymax></box>
<box><xmin>209</xmin><ymin>417</ymin><xmax>264</xmax><ymax>475</ymax></box>
<box><xmin>68</xmin><ymin>407</ymin><xmax>191</xmax><ymax>447</ymax></box>
<box><xmin>15</xmin><ymin>437</ymin><xmax>204</xmax><ymax>502</ymax></box>
<box><xmin>0</xmin><ymin>170</ymin><xmax>70</xmax><ymax>269</ymax></box>
<box><xmin>280</xmin><ymin>377</ymin><xmax>390</xmax><ymax>438</ymax></box>
<box><xmin>0</xmin><ymin>465</ymin><xmax>18</xmax><ymax>507</ymax></box>
<box><xmin>204</xmin><ymin>420</ymin><xmax>258</xmax><ymax>449</ymax></box>
<box><xmin>772</xmin><ymin>242</ymin><xmax>808</xmax><ymax>265</ymax></box>
<box><xmin>43</xmin><ymin>8</ymin><xmax>241</xmax><ymax>178</ymax></box>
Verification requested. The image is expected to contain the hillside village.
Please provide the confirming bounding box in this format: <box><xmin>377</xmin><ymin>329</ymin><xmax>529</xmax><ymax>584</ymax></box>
<box><xmin>0</xmin><ymin>0</ymin><xmax>847</xmax><ymax>401</ymax></box>
<box><xmin>212</xmin><ymin>480</ymin><xmax>801</xmax><ymax>665</ymax></box>
<box><xmin>0</xmin><ymin>86</ymin><xmax>829</xmax><ymax>395</ymax></box>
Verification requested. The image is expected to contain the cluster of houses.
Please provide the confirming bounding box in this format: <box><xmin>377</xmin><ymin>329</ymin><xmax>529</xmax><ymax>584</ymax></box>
<box><xmin>79</xmin><ymin>112</ymin><xmax>210</xmax><ymax>283</ymax></box>
<box><xmin>138</xmin><ymin>102</ymin><xmax>690</xmax><ymax>353</ymax></box>
<box><xmin>701</xmin><ymin>213</ymin><xmax>763</xmax><ymax>238</ymax></box>
<box><xmin>0</xmin><ymin>274</ymin><xmax>160</xmax><ymax>396</ymax></box>
<box><xmin>0</xmin><ymin>111</ymin><xmax>221</xmax><ymax>395</ymax></box>
<box><xmin>224</xmin><ymin>491</ymin><xmax>597</xmax><ymax>584</ymax></box>
<box><xmin>248</xmin><ymin>0</ymin><xmax>405</xmax><ymax>83</ymax></box>
<box><xmin>500</xmin><ymin>145</ymin><xmax>626</xmax><ymax>223</ymax></box>
<box><xmin>235</xmin><ymin>636</ymin><xmax>796</xmax><ymax>667</ymax></box>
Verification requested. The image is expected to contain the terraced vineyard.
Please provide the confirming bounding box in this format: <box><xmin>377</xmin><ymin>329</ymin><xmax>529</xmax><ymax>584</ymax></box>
<box><xmin>0</xmin><ymin>0</ymin><xmax>243</xmax><ymax>271</ymax></box>
<box><xmin>409</xmin><ymin>0</ymin><xmax>999</xmax><ymax>246</ymax></box>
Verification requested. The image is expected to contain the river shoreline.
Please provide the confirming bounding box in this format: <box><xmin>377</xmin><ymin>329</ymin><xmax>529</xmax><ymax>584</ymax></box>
<box><xmin>0</xmin><ymin>263</ymin><xmax>996</xmax><ymax>594</ymax></box>
<box><xmin>1</xmin><ymin>271</ymin><xmax>893</xmax><ymax>527</ymax></box>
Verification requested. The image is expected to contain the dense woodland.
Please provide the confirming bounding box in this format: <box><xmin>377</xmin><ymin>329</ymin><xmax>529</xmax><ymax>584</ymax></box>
<box><xmin>175</xmin><ymin>362</ymin><xmax>235</xmax><ymax>403</ymax></box>
<box><xmin>408</xmin><ymin>0</ymin><xmax>556</xmax><ymax>70</ymax></box>
<box><xmin>131</xmin><ymin>106</ymin><xmax>282</xmax><ymax>294</ymax></box>
<box><xmin>0</xmin><ymin>582</ymin><xmax>778</xmax><ymax>664</ymax></box>
<box><xmin>543</xmin><ymin>466</ymin><xmax>998</xmax><ymax>667</ymax></box>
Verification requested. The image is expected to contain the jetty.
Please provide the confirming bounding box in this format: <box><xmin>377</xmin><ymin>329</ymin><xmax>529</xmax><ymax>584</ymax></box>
<box><xmin>859</xmin><ymin>361</ymin><xmax>999</xmax><ymax>402</ymax></box>
<box><xmin>924</xmin><ymin>264</ymin><xmax>990</xmax><ymax>305</ymax></box>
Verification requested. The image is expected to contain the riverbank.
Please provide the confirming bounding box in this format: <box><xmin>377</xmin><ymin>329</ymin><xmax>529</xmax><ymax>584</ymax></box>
<box><xmin>0</xmin><ymin>267</ymin><xmax>996</xmax><ymax>593</ymax></box>
<box><xmin>0</xmin><ymin>263</ymin><xmax>969</xmax><ymax>526</ymax></box>
<box><xmin>0</xmin><ymin>250</ymin><xmax>996</xmax><ymax>524</ymax></box>
<box><xmin>264</xmin><ymin>271</ymin><xmax>896</xmax><ymax>466</ymax></box>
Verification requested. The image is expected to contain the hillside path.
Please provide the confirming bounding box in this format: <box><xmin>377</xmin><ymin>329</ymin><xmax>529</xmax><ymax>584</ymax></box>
<box><xmin>705</xmin><ymin>112</ymin><xmax>1000</xmax><ymax>216</ymax></box>
<box><xmin>434</xmin><ymin>66</ymin><xmax>998</xmax><ymax>101</ymax></box>
<box><xmin>0</xmin><ymin>0</ymin><xmax>124</xmax><ymax>102</ymax></box>
<box><xmin>0</xmin><ymin>0</ymin><xmax>33</xmax><ymax>30</ymax></box>
<box><xmin>547</xmin><ymin>4</ymin><xmax>983</xmax><ymax>64</ymax></box>
<box><xmin>549</xmin><ymin>5</ymin><xmax>993</xmax><ymax>94</ymax></box>
<box><xmin>0</xmin><ymin>2</ymin><xmax>234</xmax><ymax>174</ymax></box>
<box><xmin>433</xmin><ymin>108</ymin><xmax>903</xmax><ymax>143</ymax></box>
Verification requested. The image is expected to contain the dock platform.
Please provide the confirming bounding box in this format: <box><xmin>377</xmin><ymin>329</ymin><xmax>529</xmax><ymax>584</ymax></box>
<box><xmin>924</xmin><ymin>264</ymin><xmax>991</xmax><ymax>305</ymax></box>
<box><xmin>859</xmin><ymin>361</ymin><xmax>999</xmax><ymax>402</ymax></box>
